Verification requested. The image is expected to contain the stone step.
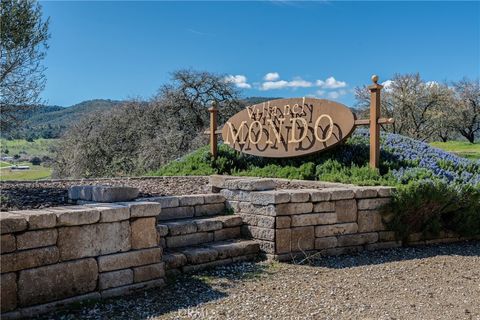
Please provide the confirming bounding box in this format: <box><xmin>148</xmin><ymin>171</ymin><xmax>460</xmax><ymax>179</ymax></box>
<box><xmin>163</xmin><ymin>239</ymin><xmax>260</xmax><ymax>274</ymax></box>
<box><xmin>158</xmin><ymin>215</ymin><xmax>243</xmax><ymax>248</ymax></box>
<box><xmin>137</xmin><ymin>194</ymin><xmax>227</xmax><ymax>221</ymax></box>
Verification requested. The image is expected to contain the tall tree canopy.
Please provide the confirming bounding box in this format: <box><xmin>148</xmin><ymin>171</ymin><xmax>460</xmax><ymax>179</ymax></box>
<box><xmin>1</xmin><ymin>0</ymin><xmax>50</xmax><ymax>130</ymax></box>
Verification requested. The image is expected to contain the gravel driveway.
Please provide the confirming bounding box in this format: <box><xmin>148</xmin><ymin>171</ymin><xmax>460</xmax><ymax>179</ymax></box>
<box><xmin>36</xmin><ymin>241</ymin><xmax>480</xmax><ymax>320</ymax></box>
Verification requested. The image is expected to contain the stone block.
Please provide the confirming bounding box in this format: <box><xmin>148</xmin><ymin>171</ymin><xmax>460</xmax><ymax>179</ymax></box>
<box><xmin>163</xmin><ymin>252</ymin><xmax>187</xmax><ymax>270</ymax></box>
<box><xmin>316</xmin><ymin>212</ymin><xmax>337</xmax><ymax>225</ymax></box>
<box><xmin>315</xmin><ymin>237</ymin><xmax>338</xmax><ymax>250</ymax></box>
<box><xmin>239</xmin><ymin>213</ymin><xmax>275</xmax><ymax>228</ymax></box>
<box><xmin>287</xmin><ymin>190</ymin><xmax>310</xmax><ymax>202</ymax></box>
<box><xmin>250</xmin><ymin>190</ymin><xmax>290</xmax><ymax>205</ymax></box>
<box><xmin>133</xmin><ymin>263</ymin><xmax>165</xmax><ymax>282</ymax></box>
<box><xmin>166</xmin><ymin>232</ymin><xmax>213</xmax><ymax>248</ymax></box>
<box><xmin>92</xmin><ymin>186</ymin><xmax>139</xmax><ymax>202</ymax></box>
<box><xmin>291</xmin><ymin>226</ymin><xmax>314</xmax><ymax>252</ymax></box>
<box><xmin>313</xmin><ymin>201</ymin><xmax>335</xmax><ymax>212</ymax></box>
<box><xmin>203</xmin><ymin>194</ymin><xmax>226</xmax><ymax>204</ymax></box>
<box><xmin>0</xmin><ymin>212</ymin><xmax>27</xmax><ymax>234</ymax></box>
<box><xmin>335</xmin><ymin>199</ymin><xmax>357</xmax><ymax>223</ymax></box>
<box><xmin>18</xmin><ymin>258</ymin><xmax>97</xmax><ymax>306</ymax></box>
<box><xmin>182</xmin><ymin>259</ymin><xmax>232</xmax><ymax>273</ymax></box>
<box><xmin>257</xmin><ymin>240</ymin><xmax>275</xmax><ymax>253</ymax></box>
<box><xmin>10</xmin><ymin>210</ymin><xmax>56</xmax><ymax>230</ymax></box>
<box><xmin>209</xmin><ymin>175</ymin><xmax>239</xmax><ymax>188</ymax></box>
<box><xmin>159</xmin><ymin>238</ymin><xmax>166</xmax><ymax>248</ymax></box>
<box><xmin>214</xmin><ymin>227</ymin><xmax>241</xmax><ymax>241</ymax></box>
<box><xmin>337</xmin><ymin>233</ymin><xmax>379</xmax><ymax>247</ymax></box>
<box><xmin>16</xmin><ymin>229</ymin><xmax>57</xmax><ymax>250</ymax></box>
<box><xmin>178</xmin><ymin>195</ymin><xmax>205</xmax><ymax>206</ymax></box>
<box><xmin>194</xmin><ymin>203</ymin><xmax>225</xmax><ymax>216</ymax></box>
<box><xmin>121</xmin><ymin>201</ymin><xmax>161</xmax><ymax>218</ymax></box>
<box><xmin>195</xmin><ymin>218</ymin><xmax>223</xmax><ymax>232</ymax></box>
<box><xmin>209</xmin><ymin>240</ymin><xmax>259</xmax><ymax>259</ymax></box>
<box><xmin>145</xmin><ymin>196</ymin><xmax>179</xmax><ymax>208</ymax></box>
<box><xmin>220</xmin><ymin>189</ymin><xmax>252</xmax><ymax>202</ymax></box>
<box><xmin>1</xmin><ymin>234</ymin><xmax>16</xmax><ymax>253</ymax></box>
<box><xmin>131</xmin><ymin>217</ymin><xmax>158</xmax><ymax>249</ymax></box>
<box><xmin>292</xmin><ymin>212</ymin><xmax>337</xmax><ymax>226</ymax></box>
<box><xmin>52</xmin><ymin>206</ymin><xmax>100</xmax><ymax>226</ymax></box>
<box><xmin>354</xmin><ymin>187</ymin><xmax>378</xmax><ymax>199</ymax></box>
<box><xmin>68</xmin><ymin>185</ymin><xmax>93</xmax><ymax>201</ymax></box>
<box><xmin>357</xmin><ymin>198</ymin><xmax>391</xmax><ymax>210</ymax></box>
<box><xmin>58</xmin><ymin>221</ymin><xmax>130</xmax><ymax>261</ymax></box>
<box><xmin>164</xmin><ymin>220</ymin><xmax>197</xmax><ymax>236</ymax></box>
<box><xmin>97</xmin><ymin>247</ymin><xmax>162</xmax><ymax>272</ymax></box>
<box><xmin>183</xmin><ymin>247</ymin><xmax>218</xmax><ymax>264</ymax></box>
<box><xmin>225</xmin><ymin>178</ymin><xmax>276</xmax><ymax>191</ymax></box>
<box><xmin>159</xmin><ymin>206</ymin><xmax>194</xmax><ymax>221</ymax></box>
<box><xmin>275</xmin><ymin>202</ymin><xmax>313</xmax><ymax>215</ymax></box>
<box><xmin>275</xmin><ymin>216</ymin><xmax>291</xmax><ymax>228</ymax></box>
<box><xmin>241</xmin><ymin>225</ymin><xmax>274</xmax><ymax>241</ymax></box>
<box><xmin>310</xmin><ymin>190</ymin><xmax>331</xmax><ymax>202</ymax></box>
<box><xmin>99</xmin><ymin>269</ymin><xmax>133</xmax><ymax>290</ymax></box>
<box><xmin>378</xmin><ymin>231</ymin><xmax>397</xmax><ymax>242</ymax></box>
<box><xmin>94</xmin><ymin>204</ymin><xmax>130</xmax><ymax>222</ymax></box>
<box><xmin>358</xmin><ymin>210</ymin><xmax>386</xmax><ymax>232</ymax></box>
<box><xmin>275</xmin><ymin>229</ymin><xmax>291</xmax><ymax>254</ymax></box>
<box><xmin>157</xmin><ymin>224</ymin><xmax>169</xmax><ymax>237</ymax></box>
<box><xmin>225</xmin><ymin>200</ymin><xmax>240</xmax><ymax>212</ymax></box>
<box><xmin>315</xmin><ymin>223</ymin><xmax>358</xmax><ymax>237</ymax></box>
<box><xmin>376</xmin><ymin>186</ymin><xmax>395</xmax><ymax>197</ymax></box>
<box><xmin>240</xmin><ymin>203</ymin><xmax>277</xmax><ymax>216</ymax></box>
<box><xmin>1</xmin><ymin>246</ymin><xmax>59</xmax><ymax>273</ymax></box>
<box><xmin>1</xmin><ymin>273</ymin><xmax>16</xmax><ymax>312</ymax></box>
<box><xmin>100</xmin><ymin>279</ymin><xmax>164</xmax><ymax>299</ymax></box>
<box><xmin>218</xmin><ymin>215</ymin><xmax>243</xmax><ymax>227</ymax></box>
<box><xmin>326</xmin><ymin>188</ymin><xmax>355</xmax><ymax>200</ymax></box>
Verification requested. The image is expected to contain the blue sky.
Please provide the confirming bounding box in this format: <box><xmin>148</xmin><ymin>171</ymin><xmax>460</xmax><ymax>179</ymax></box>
<box><xmin>40</xmin><ymin>1</ymin><xmax>479</xmax><ymax>107</ymax></box>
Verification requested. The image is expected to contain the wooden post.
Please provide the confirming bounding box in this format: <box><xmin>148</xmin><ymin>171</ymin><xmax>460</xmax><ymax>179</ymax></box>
<box><xmin>208</xmin><ymin>101</ymin><xmax>218</xmax><ymax>159</ymax></box>
<box><xmin>368</xmin><ymin>75</ymin><xmax>383</xmax><ymax>169</ymax></box>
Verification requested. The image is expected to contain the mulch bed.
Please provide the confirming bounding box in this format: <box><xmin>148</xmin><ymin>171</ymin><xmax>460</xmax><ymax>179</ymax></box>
<box><xmin>0</xmin><ymin>176</ymin><xmax>209</xmax><ymax>211</ymax></box>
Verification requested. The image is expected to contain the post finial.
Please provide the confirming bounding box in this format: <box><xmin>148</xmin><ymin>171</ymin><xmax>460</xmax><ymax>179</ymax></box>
<box><xmin>371</xmin><ymin>75</ymin><xmax>379</xmax><ymax>84</ymax></box>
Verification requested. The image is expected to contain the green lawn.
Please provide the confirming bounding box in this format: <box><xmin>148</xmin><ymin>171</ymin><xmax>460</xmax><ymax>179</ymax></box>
<box><xmin>0</xmin><ymin>138</ymin><xmax>58</xmax><ymax>158</ymax></box>
<box><xmin>430</xmin><ymin>141</ymin><xmax>480</xmax><ymax>160</ymax></box>
<box><xmin>0</xmin><ymin>162</ymin><xmax>52</xmax><ymax>181</ymax></box>
<box><xmin>0</xmin><ymin>161</ymin><xmax>11</xmax><ymax>168</ymax></box>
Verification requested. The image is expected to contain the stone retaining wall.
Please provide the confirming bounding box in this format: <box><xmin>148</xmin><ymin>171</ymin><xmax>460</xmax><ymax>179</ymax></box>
<box><xmin>211</xmin><ymin>175</ymin><xmax>465</xmax><ymax>260</ymax></box>
<box><xmin>0</xmin><ymin>201</ymin><xmax>165</xmax><ymax>319</ymax></box>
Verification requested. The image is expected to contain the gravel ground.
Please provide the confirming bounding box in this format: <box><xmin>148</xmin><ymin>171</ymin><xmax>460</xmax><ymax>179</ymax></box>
<box><xmin>35</xmin><ymin>241</ymin><xmax>480</xmax><ymax>320</ymax></box>
<box><xmin>0</xmin><ymin>177</ymin><xmax>209</xmax><ymax>211</ymax></box>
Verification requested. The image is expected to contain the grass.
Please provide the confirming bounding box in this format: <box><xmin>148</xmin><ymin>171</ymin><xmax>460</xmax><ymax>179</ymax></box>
<box><xmin>0</xmin><ymin>161</ymin><xmax>52</xmax><ymax>181</ymax></box>
<box><xmin>0</xmin><ymin>138</ymin><xmax>58</xmax><ymax>158</ymax></box>
<box><xmin>430</xmin><ymin>141</ymin><xmax>480</xmax><ymax>160</ymax></box>
<box><xmin>0</xmin><ymin>161</ymin><xmax>11</xmax><ymax>168</ymax></box>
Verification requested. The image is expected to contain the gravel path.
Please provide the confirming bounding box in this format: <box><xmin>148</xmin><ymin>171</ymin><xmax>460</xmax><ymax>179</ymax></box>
<box><xmin>36</xmin><ymin>241</ymin><xmax>480</xmax><ymax>320</ymax></box>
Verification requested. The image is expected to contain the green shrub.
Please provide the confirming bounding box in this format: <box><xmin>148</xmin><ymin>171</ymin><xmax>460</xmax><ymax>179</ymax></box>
<box><xmin>387</xmin><ymin>180</ymin><xmax>480</xmax><ymax>241</ymax></box>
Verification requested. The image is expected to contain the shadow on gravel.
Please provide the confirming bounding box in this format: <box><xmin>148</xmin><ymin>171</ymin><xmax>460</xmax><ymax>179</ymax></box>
<box><xmin>34</xmin><ymin>262</ymin><xmax>272</xmax><ymax>320</ymax></box>
<box><xmin>289</xmin><ymin>241</ymin><xmax>480</xmax><ymax>269</ymax></box>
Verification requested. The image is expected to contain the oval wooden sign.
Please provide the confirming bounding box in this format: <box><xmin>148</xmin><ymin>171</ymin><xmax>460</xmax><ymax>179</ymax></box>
<box><xmin>221</xmin><ymin>97</ymin><xmax>356</xmax><ymax>158</ymax></box>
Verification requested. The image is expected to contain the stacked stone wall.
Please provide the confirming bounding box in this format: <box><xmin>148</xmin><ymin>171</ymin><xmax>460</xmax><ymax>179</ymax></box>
<box><xmin>1</xmin><ymin>202</ymin><xmax>165</xmax><ymax>318</ymax></box>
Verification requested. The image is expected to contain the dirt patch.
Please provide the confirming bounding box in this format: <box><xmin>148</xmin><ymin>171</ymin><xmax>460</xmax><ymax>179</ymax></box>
<box><xmin>35</xmin><ymin>241</ymin><xmax>480</xmax><ymax>320</ymax></box>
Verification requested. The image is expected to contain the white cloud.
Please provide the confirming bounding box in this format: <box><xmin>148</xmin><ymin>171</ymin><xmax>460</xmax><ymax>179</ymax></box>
<box><xmin>224</xmin><ymin>75</ymin><xmax>251</xmax><ymax>89</ymax></box>
<box><xmin>264</xmin><ymin>72</ymin><xmax>280</xmax><ymax>81</ymax></box>
<box><xmin>327</xmin><ymin>89</ymin><xmax>347</xmax><ymax>99</ymax></box>
<box><xmin>316</xmin><ymin>76</ymin><xmax>347</xmax><ymax>89</ymax></box>
<box><xmin>260</xmin><ymin>77</ymin><xmax>312</xmax><ymax>90</ymax></box>
<box><xmin>316</xmin><ymin>90</ymin><xmax>326</xmax><ymax>96</ymax></box>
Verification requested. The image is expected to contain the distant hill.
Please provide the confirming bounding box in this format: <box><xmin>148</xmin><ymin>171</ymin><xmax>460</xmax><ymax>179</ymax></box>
<box><xmin>3</xmin><ymin>99</ymin><xmax>121</xmax><ymax>139</ymax></box>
